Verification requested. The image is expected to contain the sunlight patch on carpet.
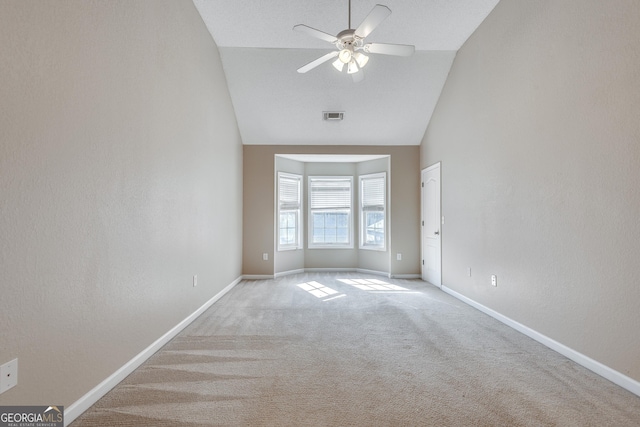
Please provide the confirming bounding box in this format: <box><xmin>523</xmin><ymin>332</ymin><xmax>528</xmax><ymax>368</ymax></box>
<box><xmin>296</xmin><ymin>281</ymin><xmax>346</xmax><ymax>301</ymax></box>
<box><xmin>338</xmin><ymin>278</ymin><xmax>416</xmax><ymax>293</ymax></box>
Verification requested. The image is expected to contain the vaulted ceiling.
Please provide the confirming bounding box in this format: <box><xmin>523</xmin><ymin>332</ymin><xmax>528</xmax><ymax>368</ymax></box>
<box><xmin>193</xmin><ymin>0</ymin><xmax>500</xmax><ymax>145</ymax></box>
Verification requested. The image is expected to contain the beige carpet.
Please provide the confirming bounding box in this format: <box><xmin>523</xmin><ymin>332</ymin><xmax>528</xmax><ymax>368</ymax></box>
<box><xmin>71</xmin><ymin>272</ymin><xmax>640</xmax><ymax>426</ymax></box>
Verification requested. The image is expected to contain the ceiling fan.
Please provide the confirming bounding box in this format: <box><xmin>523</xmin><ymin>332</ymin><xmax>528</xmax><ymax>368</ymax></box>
<box><xmin>294</xmin><ymin>1</ymin><xmax>415</xmax><ymax>82</ymax></box>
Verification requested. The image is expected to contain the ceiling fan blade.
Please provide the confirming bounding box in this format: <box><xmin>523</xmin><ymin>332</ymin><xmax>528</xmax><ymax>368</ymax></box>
<box><xmin>293</xmin><ymin>24</ymin><xmax>337</xmax><ymax>44</ymax></box>
<box><xmin>297</xmin><ymin>51</ymin><xmax>339</xmax><ymax>73</ymax></box>
<box><xmin>351</xmin><ymin>70</ymin><xmax>364</xmax><ymax>83</ymax></box>
<box><xmin>364</xmin><ymin>42</ymin><xmax>415</xmax><ymax>57</ymax></box>
<box><xmin>354</xmin><ymin>4</ymin><xmax>391</xmax><ymax>39</ymax></box>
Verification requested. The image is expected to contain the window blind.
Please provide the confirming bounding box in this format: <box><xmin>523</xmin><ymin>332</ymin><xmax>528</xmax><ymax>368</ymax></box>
<box><xmin>310</xmin><ymin>178</ymin><xmax>351</xmax><ymax>210</ymax></box>
<box><xmin>362</xmin><ymin>175</ymin><xmax>385</xmax><ymax>211</ymax></box>
<box><xmin>279</xmin><ymin>175</ymin><xmax>300</xmax><ymax>210</ymax></box>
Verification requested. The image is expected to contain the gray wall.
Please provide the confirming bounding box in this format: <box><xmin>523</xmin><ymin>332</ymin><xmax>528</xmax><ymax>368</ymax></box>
<box><xmin>245</xmin><ymin>146</ymin><xmax>420</xmax><ymax>277</ymax></box>
<box><xmin>0</xmin><ymin>0</ymin><xmax>243</xmax><ymax>406</ymax></box>
<box><xmin>421</xmin><ymin>0</ymin><xmax>640</xmax><ymax>382</ymax></box>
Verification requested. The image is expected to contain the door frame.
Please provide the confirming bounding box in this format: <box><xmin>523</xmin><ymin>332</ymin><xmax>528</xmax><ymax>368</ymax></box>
<box><xmin>421</xmin><ymin>162</ymin><xmax>442</xmax><ymax>287</ymax></box>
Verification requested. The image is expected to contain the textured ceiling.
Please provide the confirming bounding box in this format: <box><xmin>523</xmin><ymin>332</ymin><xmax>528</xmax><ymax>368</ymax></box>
<box><xmin>193</xmin><ymin>0</ymin><xmax>500</xmax><ymax>145</ymax></box>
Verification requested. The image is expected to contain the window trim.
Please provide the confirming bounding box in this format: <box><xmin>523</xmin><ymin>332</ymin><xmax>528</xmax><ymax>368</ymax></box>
<box><xmin>277</xmin><ymin>172</ymin><xmax>303</xmax><ymax>251</ymax></box>
<box><xmin>359</xmin><ymin>172</ymin><xmax>386</xmax><ymax>251</ymax></box>
<box><xmin>308</xmin><ymin>176</ymin><xmax>354</xmax><ymax>249</ymax></box>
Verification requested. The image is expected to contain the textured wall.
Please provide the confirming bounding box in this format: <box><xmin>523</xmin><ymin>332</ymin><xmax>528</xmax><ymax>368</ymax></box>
<box><xmin>0</xmin><ymin>0</ymin><xmax>242</xmax><ymax>406</ymax></box>
<box><xmin>421</xmin><ymin>0</ymin><xmax>640</xmax><ymax>381</ymax></box>
<box><xmin>244</xmin><ymin>146</ymin><xmax>420</xmax><ymax>277</ymax></box>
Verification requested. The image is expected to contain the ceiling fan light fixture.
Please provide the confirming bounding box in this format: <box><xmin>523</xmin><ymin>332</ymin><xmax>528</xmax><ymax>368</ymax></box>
<box><xmin>332</xmin><ymin>58</ymin><xmax>345</xmax><ymax>72</ymax></box>
<box><xmin>338</xmin><ymin>48</ymin><xmax>353</xmax><ymax>64</ymax></box>
<box><xmin>354</xmin><ymin>52</ymin><xmax>369</xmax><ymax>68</ymax></box>
<box><xmin>347</xmin><ymin>59</ymin><xmax>359</xmax><ymax>74</ymax></box>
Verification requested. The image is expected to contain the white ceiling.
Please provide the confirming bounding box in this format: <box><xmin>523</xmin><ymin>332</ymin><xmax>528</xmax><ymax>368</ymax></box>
<box><xmin>193</xmin><ymin>0</ymin><xmax>500</xmax><ymax>145</ymax></box>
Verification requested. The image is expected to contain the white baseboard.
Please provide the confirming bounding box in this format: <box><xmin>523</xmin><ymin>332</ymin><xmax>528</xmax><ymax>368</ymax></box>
<box><xmin>390</xmin><ymin>273</ymin><xmax>422</xmax><ymax>279</ymax></box>
<box><xmin>356</xmin><ymin>268</ymin><xmax>390</xmax><ymax>278</ymax></box>
<box><xmin>248</xmin><ymin>269</ymin><xmax>420</xmax><ymax>280</ymax></box>
<box><xmin>305</xmin><ymin>268</ymin><xmax>357</xmax><ymax>273</ymax></box>
<box><xmin>442</xmin><ymin>285</ymin><xmax>640</xmax><ymax>398</ymax></box>
<box><xmin>242</xmin><ymin>274</ymin><xmax>275</xmax><ymax>280</ymax></box>
<box><xmin>64</xmin><ymin>276</ymin><xmax>243</xmax><ymax>426</ymax></box>
<box><xmin>274</xmin><ymin>269</ymin><xmax>305</xmax><ymax>278</ymax></box>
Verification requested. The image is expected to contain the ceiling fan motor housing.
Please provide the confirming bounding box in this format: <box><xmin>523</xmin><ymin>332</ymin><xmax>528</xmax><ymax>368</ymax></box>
<box><xmin>335</xmin><ymin>29</ymin><xmax>363</xmax><ymax>50</ymax></box>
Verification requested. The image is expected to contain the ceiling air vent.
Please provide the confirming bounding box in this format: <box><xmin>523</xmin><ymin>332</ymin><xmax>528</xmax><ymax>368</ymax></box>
<box><xmin>323</xmin><ymin>111</ymin><xmax>344</xmax><ymax>121</ymax></box>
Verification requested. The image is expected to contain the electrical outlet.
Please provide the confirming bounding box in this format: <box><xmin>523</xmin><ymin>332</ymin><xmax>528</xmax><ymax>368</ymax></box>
<box><xmin>193</xmin><ymin>275</ymin><xmax>197</xmax><ymax>287</ymax></box>
<box><xmin>0</xmin><ymin>358</ymin><xmax>18</xmax><ymax>394</ymax></box>
<box><xmin>491</xmin><ymin>275</ymin><xmax>497</xmax><ymax>287</ymax></box>
<box><xmin>262</xmin><ymin>253</ymin><xmax>268</xmax><ymax>261</ymax></box>
<box><xmin>396</xmin><ymin>253</ymin><xmax>402</xmax><ymax>261</ymax></box>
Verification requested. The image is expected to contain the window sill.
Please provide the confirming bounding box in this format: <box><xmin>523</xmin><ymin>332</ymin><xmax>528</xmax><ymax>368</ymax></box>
<box><xmin>359</xmin><ymin>246</ymin><xmax>386</xmax><ymax>251</ymax></box>
<box><xmin>278</xmin><ymin>246</ymin><xmax>302</xmax><ymax>252</ymax></box>
<box><xmin>308</xmin><ymin>245</ymin><xmax>354</xmax><ymax>250</ymax></box>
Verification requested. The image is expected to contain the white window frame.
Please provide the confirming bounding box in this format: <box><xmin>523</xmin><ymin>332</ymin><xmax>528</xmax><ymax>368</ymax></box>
<box><xmin>359</xmin><ymin>172</ymin><xmax>386</xmax><ymax>251</ymax></box>
<box><xmin>308</xmin><ymin>176</ymin><xmax>353</xmax><ymax>249</ymax></box>
<box><xmin>277</xmin><ymin>172</ymin><xmax>302</xmax><ymax>251</ymax></box>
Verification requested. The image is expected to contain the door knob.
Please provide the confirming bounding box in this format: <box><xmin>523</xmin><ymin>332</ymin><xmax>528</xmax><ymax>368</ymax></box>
<box><xmin>434</xmin><ymin>231</ymin><xmax>440</xmax><ymax>235</ymax></box>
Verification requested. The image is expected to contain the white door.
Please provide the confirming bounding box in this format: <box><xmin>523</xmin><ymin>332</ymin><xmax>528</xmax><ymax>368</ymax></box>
<box><xmin>422</xmin><ymin>163</ymin><xmax>441</xmax><ymax>287</ymax></box>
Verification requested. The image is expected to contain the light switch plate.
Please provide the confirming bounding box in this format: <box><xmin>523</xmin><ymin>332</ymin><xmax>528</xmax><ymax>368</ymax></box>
<box><xmin>0</xmin><ymin>358</ymin><xmax>18</xmax><ymax>394</ymax></box>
